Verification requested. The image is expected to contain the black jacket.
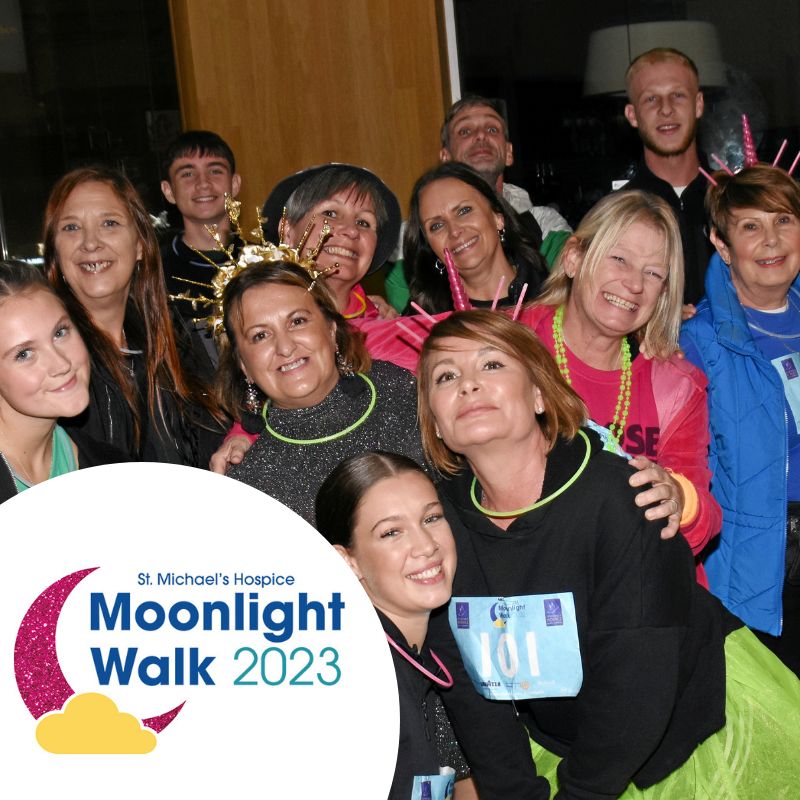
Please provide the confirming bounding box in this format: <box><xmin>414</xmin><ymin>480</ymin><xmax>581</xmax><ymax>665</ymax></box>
<box><xmin>428</xmin><ymin>429</ymin><xmax>740</xmax><ymax>799</ymax></box>
<box><xmin>381</xmin><ymin>611</ymin><xmax>450</xmax><ymax>799</ymax></box>
<box><xmin>622</xmin><ymin>159</ymin><xmax>714</xmax><ymax>305</ymax></box>
<box><xmin>60</xmin><ymin>304</ymin><xmax>224</xmax><ymax>467</ymax></box>
<box><xmin>0</xmin><ymin>428</ymin><xmax>128</xmax><ymax>505</ymax></box>
<box><xmin>161</xmin><ymin>233</ymin><xmax>243</xmax><ymax>321</ymax></box>
<box><xmin>468</xmin><ymin>254</ymin><xmax>548</xmax><ymax>310</ymax></box>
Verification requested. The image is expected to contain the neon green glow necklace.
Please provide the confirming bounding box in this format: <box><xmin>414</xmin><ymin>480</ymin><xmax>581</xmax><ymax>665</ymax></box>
<box><xmin>470</xmin><ymin>429</ymin><xmax>592</xmax><ymax>518</ymax></box>
<box><xmin>262</xmin><ymin>373</ymin><xmax>376</xmax><ymax>445</ymax></box>
<box><xmin>551</xmin><ymin>305</ymin><xmax>631</xmax><ymax>448</ymax></box>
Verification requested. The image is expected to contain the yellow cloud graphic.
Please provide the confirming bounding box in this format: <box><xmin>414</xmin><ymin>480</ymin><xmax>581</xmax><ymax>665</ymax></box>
<box><xmin>36</xmin><ymin>692</ymin><xmax>157</xmax><ymax>754</ymax></box>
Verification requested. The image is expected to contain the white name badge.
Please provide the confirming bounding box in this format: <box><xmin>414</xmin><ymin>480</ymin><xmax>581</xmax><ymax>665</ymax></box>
<box><xmin>411</xmin><ymin>768</ymin><xmax>454</xmax><ymax>800</ymax></box>
<box><xmin>449</xmin><ymin>594</ymin><xmax>583</xmax><ymax>701</ymax></box>
<box><xmin>771</xmin><ymin>353</ymin><xmax>800</xmax><ymax>433</ymax></box>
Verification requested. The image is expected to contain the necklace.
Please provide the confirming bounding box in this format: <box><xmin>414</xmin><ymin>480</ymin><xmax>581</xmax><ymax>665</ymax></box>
<box><xmin>261</xmin><ymin>373</ymin><xmax>377</xmax><ymax>445</ymax></box>
<box><xmin>552</xmin><ymin>305</ymin><xmax>631</xmax><ymax>448</ymax></box>
<box><xmin>342</xmin><ymin>290</ymin><xmax>367</xmax><ymax>319</ymax></box>
<box><xmin>0</xmin><ymin>450</ymin><xmax>36</xmax><ymax>486</ymax></box>
<box><xmin>119</xmin><ymin>330</ymin><xmax>142</xmax><ymax>378</ymax></box>
<box><xmin>470</xmin><ymin>429</ymin><xmax>592</xmax><ymax>518</ymax></box>
<box><xmin>0</xmin><ymin>429</ymin><xmax>55</xmax><ymax>487</ymax></box>
<box><xmin>385</xmin><ymin>634</ymin><xmax>454</xmax><ymax>688</ymax></box>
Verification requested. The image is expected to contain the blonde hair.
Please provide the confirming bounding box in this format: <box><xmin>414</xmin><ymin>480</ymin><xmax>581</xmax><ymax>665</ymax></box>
<box><xmin>536</xmin><ymin>191</ymin><xmax>683</xmax><ymax>360</ymax></box>
<box><xmin>417</xmin><ymin>310</ymin><xmax>586</xmax><ymax>474</ymax></box>
<box><xmin>625</xmin><ymin>47</ymin><xmax>699</xmax><ymax>100</ymax></box>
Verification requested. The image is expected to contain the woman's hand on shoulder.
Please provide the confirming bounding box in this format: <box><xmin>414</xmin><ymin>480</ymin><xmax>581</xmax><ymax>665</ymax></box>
<box><xmin>627</xmin><ymin>456</ymin><xmax>684</xmax><ymax>539</ymax></box>
<box><xmin>369</xmin><ymin>295</ymin><xmax>400</xmax><ymax>319</ymax></box>
<box><xmin>209</xmin><ymin>435</ymin><xmax>253</xmax><ymax>474</ymax></box>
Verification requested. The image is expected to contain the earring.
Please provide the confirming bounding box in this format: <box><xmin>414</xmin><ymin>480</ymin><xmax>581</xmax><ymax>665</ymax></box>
<box><xmin>336</xmin><ymin>346</ymin><xmax>355</xmax><ymax>378</ymax></box>
<box><xmin>434</xmin><ymin>259</ymin><xmax>445</xmax><ymax>275</ymax></box>
<box><xmin>536</xmin><ymin>405</ymin><xmax>544</xmax><ymax>415</ymax></box>
<box><xmin>244</xmin><ymin>380</ymin><xmax>260</xmax><ymax>414</ymax></box>
<box><xmin>435</xmin><ymin>425</ymin><xmax>442</xmax><ymax>439</ymax></box>
<box><xmin>241</xmin><ymin>379</ymin><xmax>264</xmax><ymax>435</ymax></box>
<box><xmin>498</xmin><ymin>228</ymin><xmax>506</xmax><ymax>243</ymax></box>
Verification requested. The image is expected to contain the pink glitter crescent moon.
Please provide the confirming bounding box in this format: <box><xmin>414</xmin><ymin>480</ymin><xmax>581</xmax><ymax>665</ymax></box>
<box><xmin>14</xmin><ymin>567</ymin><xmax>184</xmax><ymax>733</ymax></box>
<box><xmin>742</xmin><ymin>114</ymin><xmax>759</xmax><ymax>167</ymax></box>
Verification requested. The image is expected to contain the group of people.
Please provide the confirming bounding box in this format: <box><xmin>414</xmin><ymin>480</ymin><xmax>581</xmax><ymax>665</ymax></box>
<box><xmin>2</xmin><ymin>43</ymin><xmax>800</xmax><ymax>800</ymax></box>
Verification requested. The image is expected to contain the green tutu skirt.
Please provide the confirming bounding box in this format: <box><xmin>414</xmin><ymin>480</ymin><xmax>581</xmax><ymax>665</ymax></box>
<box><xmin>530</xmin><ymin>628</ymin><xmax>800</xmax><ymax>799</ymax></box>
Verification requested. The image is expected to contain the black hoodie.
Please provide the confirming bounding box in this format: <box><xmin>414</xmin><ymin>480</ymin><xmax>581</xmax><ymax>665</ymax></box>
<box><xmin>428</xmin><ymin>429</ymin><xmax>740</xmax><ymax>799</ymax></box>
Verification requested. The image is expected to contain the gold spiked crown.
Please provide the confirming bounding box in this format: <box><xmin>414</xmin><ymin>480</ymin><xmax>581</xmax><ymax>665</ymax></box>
<box><xmin>169</xmin><ymin>193</ymin><xmax>335</xmax><ymax>337</ymax></box>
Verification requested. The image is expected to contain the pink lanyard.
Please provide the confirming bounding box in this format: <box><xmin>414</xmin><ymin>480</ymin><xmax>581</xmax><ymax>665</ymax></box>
<box><xmin>385</xmin><ymin>634</ymin><xmax>454</xmax><ymax>688</ymax></box>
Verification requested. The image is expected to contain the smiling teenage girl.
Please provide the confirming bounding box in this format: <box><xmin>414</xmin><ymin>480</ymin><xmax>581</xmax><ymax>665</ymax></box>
<box><xmin>316</xmin><ymin>451</ymin><xmax>464</xmax><ymax>800</ymax></box>
<box><xmin>0</xmin><ymin>261</ymin><xmax>124</xmax><ymax>504</ymax></box>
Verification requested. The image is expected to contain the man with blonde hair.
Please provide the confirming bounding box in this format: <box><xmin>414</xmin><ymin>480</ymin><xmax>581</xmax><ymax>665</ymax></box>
<box><xmin>621</xmin><ymin>48</ymin><xmax>713</xmax><ymax>308</ymax></box>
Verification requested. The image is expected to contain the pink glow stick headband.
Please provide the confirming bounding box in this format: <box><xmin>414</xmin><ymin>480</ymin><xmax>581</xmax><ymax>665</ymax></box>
<box><xmin>396</xmin><ymin>320</ymin><xmax>425</xmax><ymax>348</ymax></box>
<box><xmin>490</xmin><ymin>275</ymin><xmax>507</xmax><ymax>311</ymax></box>
<box><xmin>443</xmin><ymin>247</ymin><xmax>472</xmax><ymax>311</ymax></box>
<box><xmin>700</xmin><ymin>114</ymin><xmax>800</xmax><ymax>184</ymax></box>
<box><xmin>512</xmin><ymin>283</ymin><xmax>528</xmax><ymax>321</ymax></box>
<box><xmin>410</xmin><ymin>301</ymin><xmax>438</xmax><ymax>324</ymax></box>
<box><xmin>773</xmin><ymin>139</ymin><xmax>788</xmax><ymax>167</ymax></box>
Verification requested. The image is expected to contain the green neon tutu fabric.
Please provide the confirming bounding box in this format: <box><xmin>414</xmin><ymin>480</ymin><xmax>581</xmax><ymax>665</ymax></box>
<box><xmin>530</xmin><ymin>627</ymin><xmax>800</xmax><ymax>798</ymax></box>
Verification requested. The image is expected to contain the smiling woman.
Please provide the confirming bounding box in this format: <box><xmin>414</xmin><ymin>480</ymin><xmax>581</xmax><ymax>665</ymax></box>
<box><xmin>415</xmin><ymin>309</ymin><xmax>800</xmax><ymax>799</ymax></box>
<box><xmin>42</xmin><ymin>166</ymin><xmax>226</xmax><ymax>466</ymax></box>
<box><xmin>261</xmin><ymin>164</ymin><xmax>401</xmax><ymax>320</ymax></box>
<box><xmin>405</xmin><ymin>162</ymin><xmax>548</xmax><ymax>314</ymax></box>
<box><xmin>518</xmin><ymin>190</ymin><xmax>720</xmax><ymax>585</ymax></box>
<box><xmin>0</xmin><ymin>261</ymin><xmax>126</xmax><ymax>504</ymax></box>
<box><xmin>682</xmin><ymin>164</ymin><xmax>800</xmax><ymax>675</ymax></box>
<box><xmin>216</xmin><ymin>261</ymin><xmax>428</xmax><ymax>523</ymax></box>
<box><xmin>315</xmin><ymin>451</ymin><xmax>468</xmax><ymax>800</ymax></box>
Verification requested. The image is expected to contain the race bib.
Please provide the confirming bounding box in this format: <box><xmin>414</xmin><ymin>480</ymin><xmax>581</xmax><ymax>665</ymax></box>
<box><xmin>411</xmin><ymin>767</ymin><xmax>455</xmax><ymax>800</ymax></box>
<box><xmin>772</xmin><ymin>353</ymin><xmax>800</xmax><ymax>433</ymax></box>
<box><xmin>586</xmin><ymin>419</ymin><xmax>630</xmax><ymax>458</ymax></box>
<box><xmin>449</xmin><ymin>594</ymin><xmax>582</xmax><ymax>701</ymax></box>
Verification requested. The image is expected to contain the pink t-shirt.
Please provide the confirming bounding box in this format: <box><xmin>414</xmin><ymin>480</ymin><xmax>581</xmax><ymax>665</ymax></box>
<box><xmin>528</xmin><ymin>305</ymin><xmax>661</xmax><ymax>459</ymax></box>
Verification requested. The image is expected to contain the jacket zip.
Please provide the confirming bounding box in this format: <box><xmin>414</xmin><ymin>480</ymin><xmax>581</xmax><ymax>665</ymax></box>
<box><xmin>0</xmin><ymin>451</ymin><xmax>19</xmax><ymax>497</ymax></box>
<box><xmin>105</xmin><ymin>385</ymin><xmax>114</xmax><ymax>444</ymax></box>
<box><xmin>782</xmin><ymin>404</ymin><xmax>788</xmax><ymax>635</ymax></box>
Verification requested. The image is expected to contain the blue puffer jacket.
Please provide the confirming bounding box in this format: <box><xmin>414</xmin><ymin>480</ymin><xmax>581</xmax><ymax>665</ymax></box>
<box><xmin>680</xmin><ymin>252</ymin><xmax>795</xmax><ymax>635</ymax></box>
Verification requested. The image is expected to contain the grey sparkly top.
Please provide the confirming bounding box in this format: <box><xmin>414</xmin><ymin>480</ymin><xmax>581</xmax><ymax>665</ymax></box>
<box><xmin>227</xmin><ymin>360</ymin><xmax>428</xmax><ymax>524</ymax></box>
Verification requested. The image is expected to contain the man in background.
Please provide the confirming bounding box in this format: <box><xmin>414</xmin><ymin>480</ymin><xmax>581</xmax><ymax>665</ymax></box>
<box><xmin>622</xmin><ymin>48</ymin><xmax>714</xmax><ymax>311</ymax></box>
<box><xmin>383</xmin><ymin>95</ymin><xmax>571</xmax><ymax>310</ymax></box>
<box><xmin>440</xmin><ymin>95</ymin><xmax>571</xmax><ymax>255</ymax></box>
<box><xmin>159</xmin><ymin>130</ymin><xmax>242</xmax><ymax>363</ymax></box>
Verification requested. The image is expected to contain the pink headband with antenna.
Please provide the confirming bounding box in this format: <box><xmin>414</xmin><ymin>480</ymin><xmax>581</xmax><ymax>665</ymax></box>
<box><xmin>701</xmin><ymin>114</ymin><xmax>800</xmax><ymax>182</ymax></box>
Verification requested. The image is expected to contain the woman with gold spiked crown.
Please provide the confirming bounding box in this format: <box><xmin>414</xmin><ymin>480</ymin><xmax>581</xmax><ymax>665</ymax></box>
<box><xmin>200</xmin><ymin>203</ymin><xmax>427</xmax><ymax>523</ymax></box>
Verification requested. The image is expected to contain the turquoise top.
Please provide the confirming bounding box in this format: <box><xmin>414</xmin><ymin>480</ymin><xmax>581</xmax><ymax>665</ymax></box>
<box><xmin>11</xmin><ymin>425</ymin><xmax>78</xmax><ymax>493</ymax></box>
